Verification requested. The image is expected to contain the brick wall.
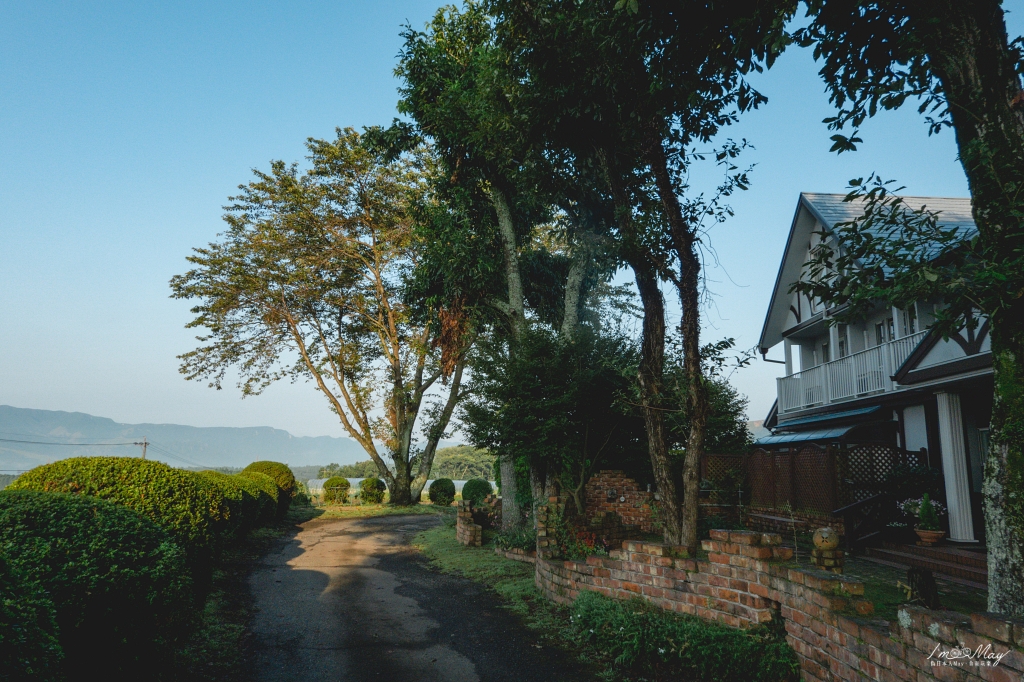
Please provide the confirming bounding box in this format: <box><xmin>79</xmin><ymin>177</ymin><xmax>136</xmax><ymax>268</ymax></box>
<box><xmin>745</xmin><ymin>507</ymin><xmax>846</xmax><ymax>537</ymax></box>
<box><xmin>534</xmin><ymin>501</ymin><xmax>1023</xmax><ymax>681</ymax></box>
<box><xmin>584</xmin><ymin>470</ymin><xmax>656</xmax><ymax>532</ymax></box>
<box><xmin>456</xmin><ymin>501</ymin><xmax>481</xmax><ymax>546</ymax></box>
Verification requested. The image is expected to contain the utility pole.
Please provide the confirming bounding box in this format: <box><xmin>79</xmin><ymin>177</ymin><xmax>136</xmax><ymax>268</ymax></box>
<box><xmin>135</xmin><ymin>437</ymin><xmax>148</xmax><ymax>459</ymax></box>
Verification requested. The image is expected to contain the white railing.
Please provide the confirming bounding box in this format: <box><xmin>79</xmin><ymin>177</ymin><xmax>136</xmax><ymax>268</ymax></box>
<box><xmin>777</xmin><ymin>330</ymin><xmax>927</xmax><ymax>415</ymax></box>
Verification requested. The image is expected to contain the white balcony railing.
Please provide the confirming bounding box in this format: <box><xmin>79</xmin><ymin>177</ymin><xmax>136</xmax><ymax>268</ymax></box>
<box><xmin>777</xmin><ymin>330</ymin><xmax>927</xmax><ymax>415</ymax></box>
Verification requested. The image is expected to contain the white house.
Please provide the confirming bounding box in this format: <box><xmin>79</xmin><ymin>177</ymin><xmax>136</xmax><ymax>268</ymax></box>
<box><xmin>756</xmin><ymin>193</ymin><xmax>992</xmax><ymax>546</ymax></box>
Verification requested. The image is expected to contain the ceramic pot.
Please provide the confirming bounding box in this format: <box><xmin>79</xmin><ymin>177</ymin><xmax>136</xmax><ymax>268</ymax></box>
<box><xmin>914</xmin><ymin>528</ymin><xmax>945</xmax><ymax>546</ymax></box>
<box><xmin>813</xmin><ymin>527</ymin><xmax>840</xmax><ymax>551</ymax></box>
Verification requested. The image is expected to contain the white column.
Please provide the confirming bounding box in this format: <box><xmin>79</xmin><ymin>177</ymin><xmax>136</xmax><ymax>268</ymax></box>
<box><xmin>936</xmin><ymin>392</ymin><xmax>977</xmax><ymax>542</ymax></box>
<box><xmin>892</xmin><ymin>306</ymin><xmax>903</xmax><ymax>338</ymax></box>
<box><xmin>784</xmin><ymin>338</ymin><xmax>794</xmax><ymax>376</ymax></box>
<box><xmin>829</xmin><ymin>323</ymin><xmax>840</xmax><ymax>359</ymax></box>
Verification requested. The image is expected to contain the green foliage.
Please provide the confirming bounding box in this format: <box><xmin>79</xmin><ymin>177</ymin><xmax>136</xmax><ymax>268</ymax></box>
<box><xmin>198</xmin><ymin>470</ymin><xmax>255</xmax><ymax>535</ymax></box>
<box><xmin>492</xmin><ymin>526</ymin><xmax>537</xmax><ymax>552</ymax></box>
<box><xmin>9</xmin><ymin>457</ymin><xmax>229</xmax><ymax>556</ymax></box>
<box><xmin>463</xmin><ymin>327</ymin><xmax>648</xmax><ymax>512</ymax></box>
<box><xmin>0</xmin><ymin>553</ymin><xmax>63</xmax><ymax>682</ymax></box>
<box><xmin>320</xmin><ymin>460</ymin><xmax>386</xmax><ymax>479</ymax></box>
<box><xmin>917</xmin><ymin>493</ymin><xmax>941</xmax><ymax>531</ymax></box>
<box><xmin>568</xmin><ymin>591</ymin><xmax>798</xmax><ymax>681</ymax></box>
<box><xmin>431</xmin><ymin>445</ymin><xmax>493</xmax><ymax>480</ymax></box>
<box><xmin>236</xmin><ymin>470</ymin><xmax>278</xmax><ymax>523</ymax></box>
<box><xmin>461</xmin><ymin>478</ymin><xmax>493</xmax><ymax>507</ymax></box>
<box><xmin>428</xmin><ymin>478</ymin><xmax>456</xmax><ymax>506</ymax></box>
<box><xmin>242</xmin><ymin>461</ymin><xmax>295</xmax><ymax>519</ymax></box>
<box><xmin>0</xmin><ymin>491</ymin><xmax>194</xmax><ymax>677</ymax></box>
<box><xmin>548</xmin><ymin>506</ymin><xmax>605</xmax><ymax>560</ymax></box>
<box><xmin>359</xmin><ymin>477</ymin><xmax>386</xmax><ymax>504</ymax></box>
<box><xmin>322</xmin><ymin>476</ymin><xmax>351</xmax><ymax>504</ymax></box>
<box><xmin>664</xmin><ymin>338</ymin><xmax>754</xmax><ymax>455</ymax></box>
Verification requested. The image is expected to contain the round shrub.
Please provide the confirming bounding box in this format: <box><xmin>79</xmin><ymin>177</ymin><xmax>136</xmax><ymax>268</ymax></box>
<box><xmin>0</xmin><ymin>490</ymin><xmax>194</xmax><ymax>677</ymax></box>
<box><xmin>0</xmin><ymin>553</ymin><xmax>63</xmax><ymax>681</ymax></box>
<box><xmin>242</xmin><ymin>461</ymin><xmax>295</xmax><ymax>519</ymax></box>
<box><xmin>322</xmin><ymin>476</ymin><xmax>350</xmax><ymax>504</ymax></box>
<box><xmin>291</xmin><ymin>480</ymin><xmax>312</xmax><ymax>507</ymax></box>
<box><xmin>462</xmin><ymin>478</ymin><xmax>493</xmax><ymax>507</ymax></box>
<box><xmin>198</xmin><ymin>470</ymin><xmax>257</xmax><ymax>534</ymax></box>
<box><xmin>428</xmin><ymin>478</ymin><xmax>456</xmax><ymax>506</ymax></box>
<box><xmin>360</xmin><ymin>476</ymin><xmax>386</xmax><ymax>504</ymax></box>
<box><xmin>236</xmin><ymin>470</ymin><xmax>278</xmax><ymax>524</ymax></box>
<box><xmin>9</xmin><ymin>457</ymin><xmax>229</xmax><ymax>556</ymax></box>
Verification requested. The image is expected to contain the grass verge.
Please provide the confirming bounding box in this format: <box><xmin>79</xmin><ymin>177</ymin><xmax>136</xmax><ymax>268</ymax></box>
<box><xmin>413</xmin><ymin>525</ymin><xmax>798</xmax><ymax>681</ymax></box>
<box><xmin>414</xmin><ymin>524</ymin><xmax>558</xmax><ymax>624</ymax></box>
<box><xmin>294</xmin><ymin>502</ymin><xmax>451</xmax><ymax>521</ymax></box>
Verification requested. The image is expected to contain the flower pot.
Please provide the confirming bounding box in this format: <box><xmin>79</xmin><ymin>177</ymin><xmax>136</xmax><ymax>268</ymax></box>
<box><xmin>914</xmin><ymin>528</ymin><xmax>945</xmax><ymax>546</ymax></box>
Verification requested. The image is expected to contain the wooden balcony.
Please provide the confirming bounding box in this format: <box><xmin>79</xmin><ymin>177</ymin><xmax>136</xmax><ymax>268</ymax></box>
<box><xmin>777</xmin><ymin>330</ymin><xmax>927</xmax><ymax>415</ymax></box>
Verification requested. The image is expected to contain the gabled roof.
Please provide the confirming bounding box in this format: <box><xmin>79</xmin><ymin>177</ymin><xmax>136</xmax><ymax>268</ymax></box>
<box><xmin>757</xmin><ymin>193</ymin><xmax>975</xmax><ymax>353</ymax></box>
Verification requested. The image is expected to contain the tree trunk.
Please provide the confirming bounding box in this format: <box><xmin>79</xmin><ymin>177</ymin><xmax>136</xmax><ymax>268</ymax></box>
<box><xmin>389</xmin><ymin>456</ymin><xmax>414</xmax><ymax>506</ymax></box>
<box><xmin>410</xmin><ymin>361</ymin><xmax>467</xmax><ymax>503</ymax></box>
<box><xmin>984</xmin><ymin>322</ymin><xmax>1024</xmax><ymax>615</ymax></box>
<box><xmin>601</xmin><ymin>151</ymin><xmax>679</xmax><ymax>545</ymax></box>
<box><xmin>560</xmin><ymin>237</ymin><xmax>589</xmax><ymax>338</ymax></box>
<box><xmin>647</xmin><ymin>137</ymin><xmax>709</xmax><ymax>553</ymax></box>
<box><xmin>912</xmin><ymin>0</ymin><xmax>1024</xmax><ymax>616</ymax></box>
<box><xmin>632</xmin><ymin>259</ymin><xmax>683</xmax><ymax>545</ymax></box>
<box><xmin>490</xmin><ymin>186</ymin><xmax>527</xmax><ymax>530</ymax></box>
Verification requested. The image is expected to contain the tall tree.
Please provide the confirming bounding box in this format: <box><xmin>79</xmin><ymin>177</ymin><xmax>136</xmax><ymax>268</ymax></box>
<box><xmin>798</xmin><ymin>0</ymin><xmax>1024</xmax><ymax>616</ymax></box>
<box><xmin>490</xmin><ymin>0</ymin><xmax>791</xmax><ymax>551</ymax></box>
<box><xmin>395</xmin><ymin>3</ymin><xmax>617</xmax><ymax>527</ymax></box>
<box><xmin>170</xmin><ymin>129</ymin><xmax>468</xmax><ymax>505</ymax></box>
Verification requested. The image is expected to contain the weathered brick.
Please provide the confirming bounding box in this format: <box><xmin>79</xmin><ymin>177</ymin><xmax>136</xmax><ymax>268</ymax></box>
<box><xmin>771</xmin><ymin>546</ymin><xmax>795</xmax><ymax>561</ymax></box>
<box><xmin>970</xmin><ymin>613</ymin><xmax>1014</xmax><ymax>643</ymax></box>
<box><xmin>729</xmin><ymin>530</ymin><xmax>761</xmax><ymax>545</ymax></box>
<box><xmin>977</xmin><ymin>663</ymin><xmax>1020</xmax><ymax>682</ymax></box>
<box><xmin>739</xmin><ymin>545</ymin><xmax>774</xmax><ymax>560</ymax></box>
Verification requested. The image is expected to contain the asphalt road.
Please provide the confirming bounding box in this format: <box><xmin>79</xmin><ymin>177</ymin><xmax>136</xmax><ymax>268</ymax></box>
<box><xmin>249</xmin><ymin>514</ymin><xmax>590</xmax><ymax>682</ymax></box>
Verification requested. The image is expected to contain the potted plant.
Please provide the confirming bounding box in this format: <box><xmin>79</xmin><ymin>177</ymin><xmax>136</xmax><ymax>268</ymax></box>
<box><xmin>898</xmin><ymin>494</ymin><xmax>946</xmax><ymax>545</ymax></box>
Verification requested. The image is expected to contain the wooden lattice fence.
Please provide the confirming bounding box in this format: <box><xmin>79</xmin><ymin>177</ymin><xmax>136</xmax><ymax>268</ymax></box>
<box><xmin>747</xmin><ymin>443</ymin><xmax>920</xmax><ymax>515</ymax></box>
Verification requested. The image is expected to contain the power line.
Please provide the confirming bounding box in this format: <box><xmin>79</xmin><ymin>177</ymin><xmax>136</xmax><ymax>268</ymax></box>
<box><xmin>145</xmin><ymin>443</ymin><xmax>210</xmax><ymax>469</ymax></box>
<box><xmin>0</xmin><ymin>437</ymin><xmax>139</xmax><ymax>446</ymax></box>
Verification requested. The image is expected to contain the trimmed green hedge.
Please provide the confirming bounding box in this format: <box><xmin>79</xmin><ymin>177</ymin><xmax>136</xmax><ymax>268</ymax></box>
<box><xmin>0</xmin><ymin>490</ymin><xmax>194</xmax><ymax>678</ymax></box>
<box><xmin>0</xmin><ymin>553</ymin><xmax>63</xmax><ymax>682</ymax></box>
<box><xmin>568</xmin><ymin>591</ymin><xmax>798</xmax><ymax>681</ymax></box>
<box><xmin>8</xmin><ymin>457</ymin><xmax>229</xmax><ymax>556</ymax></box>
<box><xmin>198</xmin><ymin>470</ymin><xmax>256</xmax><ymax>534</ymax></box>
<box><xmin>237</xmin><ymin>470</ymin><xmax>278</xmax><ymax>523</ymax></box>
<box><xmin>242</xmin><ymin>462</ymin><xmax>295</xmax><ymax>519</ymax></box>
<box><xmin>461</xmin><ymin>478</ymin><xmax>493</xmax><ymax>507</ymax></box>
<box><xmin>360</xmin><ymin>477</ymin><xmax>386</xmax><ymax>504</ymax></box>
<box><xmin>428</xmin><ymin>478</ymin><xmax>455</xmax><ymax>506</ymax></box>
<box><xmin>322</xmin><ymin>476</ymin><xmax>350</xmax><ymax>504</ymax></box>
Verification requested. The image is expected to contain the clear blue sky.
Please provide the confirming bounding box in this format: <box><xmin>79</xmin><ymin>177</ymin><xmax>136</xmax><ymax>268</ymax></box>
<box><xmin>1</xmin><ymin>2</ymin><xmax>1021</xmax><ymax>438</ymax></box>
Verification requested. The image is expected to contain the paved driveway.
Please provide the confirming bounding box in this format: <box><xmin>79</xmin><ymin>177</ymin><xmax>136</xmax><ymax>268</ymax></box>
<box><xmin>249</xmin><ymin>514</ymin><xmax>589</xmax><ymax>682</ymax></box>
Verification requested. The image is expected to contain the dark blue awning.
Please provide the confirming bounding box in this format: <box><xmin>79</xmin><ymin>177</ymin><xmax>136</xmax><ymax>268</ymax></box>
<box><xmin>753</xmin><ymin>425</ymin><xmax>858</xmax><ymax>447</ymax></box>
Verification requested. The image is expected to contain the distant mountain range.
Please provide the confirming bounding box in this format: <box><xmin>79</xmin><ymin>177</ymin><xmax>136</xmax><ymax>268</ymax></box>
<box><xmin>0</xmin><ymin>405</ymin><xmax>367</xmax><ymax>472</ymax></box>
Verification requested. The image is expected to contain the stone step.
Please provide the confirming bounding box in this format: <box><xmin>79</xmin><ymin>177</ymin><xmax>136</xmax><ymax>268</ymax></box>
<box><xmin>864</xmin><ymin>547</ymin><xmax>988</xmax><ymax>587</ymax></box>
<box><xmin>880</xmin><ymin>541</ymin><xmax>987</xmax><ymax>569</ymax></box>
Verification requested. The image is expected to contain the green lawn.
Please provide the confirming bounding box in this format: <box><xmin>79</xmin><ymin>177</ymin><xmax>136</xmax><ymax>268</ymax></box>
<box><xmin>414</xmin><ymin>524</ymin><xmax>556</xmax><ymax>622</ymax></box>
<box><xmin>290</xmin><ymin>502</ymin><xmax>452</xmax><ymax>522</ymax></box>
